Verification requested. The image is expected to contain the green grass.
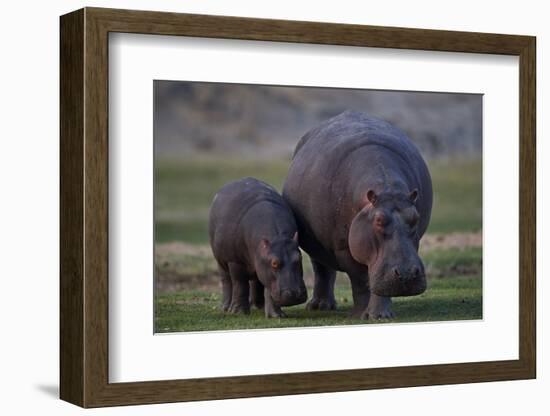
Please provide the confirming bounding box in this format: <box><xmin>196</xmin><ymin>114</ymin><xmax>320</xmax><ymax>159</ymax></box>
<box><xmin>427</xmin><ymin>159</ymin><xmax>482</xmax><ymax>234</ymax></box>
<box><xmin>155</xmin><ymin>275</ymin><xmax>482</xmax><ymax>333</ymax></box>
<box><xmin>155</xmin><ymin>245</ymin><xmax>482</xmax><ymax>332</ymax></box>
<box><xmin>155</xmin><ymin>157</ymin><xmax>481</xmax><ymax>243</ymax></box>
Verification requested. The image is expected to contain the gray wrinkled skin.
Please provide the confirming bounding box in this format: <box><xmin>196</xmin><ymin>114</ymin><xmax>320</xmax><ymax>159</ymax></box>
<box><xmin>209</xmin><ymin>178</ymin><xmax>307</xmax><ymax>318</ymax></box>
<box><xmin>283</xmin><ymin>111</ymin><xmax>433</xmax><ymax>319</ymax></box>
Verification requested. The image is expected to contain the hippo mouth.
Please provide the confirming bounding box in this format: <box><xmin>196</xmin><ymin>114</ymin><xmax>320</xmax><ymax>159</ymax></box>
<box><xmin>370</xmin><ymin>273</ymin><xmax>427</xmax><ymax>297</ymax></box>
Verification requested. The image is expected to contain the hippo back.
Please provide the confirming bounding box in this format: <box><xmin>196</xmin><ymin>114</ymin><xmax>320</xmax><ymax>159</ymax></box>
<box><xmin>209</xmin><ymin>177</ymin><xmax>295</xmax><ymax>259</ymax></box>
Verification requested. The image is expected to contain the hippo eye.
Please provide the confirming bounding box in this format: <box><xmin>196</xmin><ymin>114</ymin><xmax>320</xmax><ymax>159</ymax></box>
<box><xmin>271</xmin><ymin>259</ymin><xmax>280</xmax><ymax>269</ymax></box>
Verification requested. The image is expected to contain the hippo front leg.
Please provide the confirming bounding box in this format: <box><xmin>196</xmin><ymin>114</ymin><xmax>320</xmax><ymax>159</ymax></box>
<box><xmin>348</xmin><ymin>275</ymin><xmax>394</xmax><ymax>320</ymax></box>
<box><xmin>263</xmin><ymin>288</ymin><xmax>287</xmax><ymax>318</ymax></box>
<box><xmin>348</xmin><ymin>273</ymin><xmax>371</xmax><ymax>319</ymax></box>
<box><xmin>365</xmin><ymin>294</ymin><xmax>394</xmax><ymax>320</ymax></box>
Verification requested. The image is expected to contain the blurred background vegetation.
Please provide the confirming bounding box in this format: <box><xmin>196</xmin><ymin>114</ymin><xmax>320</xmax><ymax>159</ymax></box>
<box><xmin>154</xmin><ymin>81</ymin><xmax>482</xmax><ymax>332</ymax></box>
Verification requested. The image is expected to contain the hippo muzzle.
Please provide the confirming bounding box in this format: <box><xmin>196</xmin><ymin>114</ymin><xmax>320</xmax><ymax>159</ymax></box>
<box><xmin>370</xmin><ymin>261</ymin><xmax>427</xmax><ymax>297</ymax></box>
<box><xmin>271</xmin><ymin>284</ymin><xmax>308</xmax><ymax>307</ymax></box>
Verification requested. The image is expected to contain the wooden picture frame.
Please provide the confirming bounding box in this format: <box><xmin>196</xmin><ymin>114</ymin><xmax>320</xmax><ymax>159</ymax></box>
<box><xmin>60</xmin><ymin>7</ymin><xmax>536</xmax><ymax>408</ymax></box>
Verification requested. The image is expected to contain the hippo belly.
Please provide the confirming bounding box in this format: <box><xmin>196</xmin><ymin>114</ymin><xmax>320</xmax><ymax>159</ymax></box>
<box><xmin>283</xmin><ymin>111</ymin><xmax>432</xmax><ymax>319</ymax></box>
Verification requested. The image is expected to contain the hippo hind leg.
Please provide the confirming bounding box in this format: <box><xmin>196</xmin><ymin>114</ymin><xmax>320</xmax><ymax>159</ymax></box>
<box><xmin>217</xmin><ymin>263</ymin><xmax>232</xmax><ymax>312</ymax></box>
<box><xmin>306</xmin><ymin>259</ymin><xmax>337</xmax><ymax>311</ymax></box>
<box><xmin>227</xmin><ymin>262</ymin><xmax>251</xmax><ymax>314</ymax></box>
<box><xmin>249</xmin><ymin>279</ymin><xmax>265</xmax><ymax>309</ymax></box>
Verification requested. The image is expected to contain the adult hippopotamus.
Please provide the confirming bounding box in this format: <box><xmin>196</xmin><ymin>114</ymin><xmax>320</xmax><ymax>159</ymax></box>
<box><xmin>209</xmin><ymin>177</ymin><xmax>307</xmax><ymax>318</ymax></box>
<box><xmin>282</xmin><ymin>111</ymin><xmax>432</xmax><ymax>319</ymax></box>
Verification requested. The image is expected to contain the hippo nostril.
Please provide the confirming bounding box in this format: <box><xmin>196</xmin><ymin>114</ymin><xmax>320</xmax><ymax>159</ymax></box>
<box><xmin>411</xmin><ymin>266</ymin><xmax>420</xmax><ymax>278</ymax></box>
<box><xmin>281</xmin><ymin>289</ymin><xmax>293</xmax><ymax>299</ymax></box>
<box><xmin>392</xmin><ymin>267</ymin><xmax>401</xmax><ymax>279</ymax></box>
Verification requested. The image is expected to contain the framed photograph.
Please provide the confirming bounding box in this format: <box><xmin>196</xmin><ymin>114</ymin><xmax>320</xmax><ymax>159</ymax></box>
<box><xmin>60</xmin><ymin>7</ymin><xmax>536</xmax><ymax>408</ymax></box>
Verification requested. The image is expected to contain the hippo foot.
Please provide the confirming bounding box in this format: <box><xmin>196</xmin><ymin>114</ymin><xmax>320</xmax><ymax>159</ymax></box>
<box><xmin>349</xmin><ymin>304</ymin><xmax>395</xmax><ymax>320</ymax></box>
<box><xmin>227</xmin><ymin>302</ymin><xmax>250</xmax><ymax>315</ymax></box>
<box><xmin>362</xmin><ymin>295</ymin><xmax>394</xmax><ymax>320</ymax></box>
<box><xmin>357</xmin><ymin>300</ymin><xmax>394</xmax><ymax>320</ymax></box>
<box><xmin>221</xmin><ymin>302</ymin><xmax>231</xmax><ymax>312</ymax></box>
<box><xmin>360</xmin><ymin>308</ymin><xmax>395</xmax><ymax>320</ymax></box>
<box><xmin>265</xmin><ymin>307</ymin><xmax>287</xmax><ymax>319</ymax></box>
<box><xmin>265</xmin><ymin>300</ymin><xmax>287</xmax><ymax>318</ymax></box>
<box><xmin>349</xmin><ymin>308</ymin><xmax>394</xmax><ymax>320</ymax></box>
<box><xmin>306</xmin><ymin>296</ymin><xmax>337</xmax><ymax>311</ymax></box>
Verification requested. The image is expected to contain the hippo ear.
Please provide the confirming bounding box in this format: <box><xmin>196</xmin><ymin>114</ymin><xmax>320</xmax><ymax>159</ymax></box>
<box><xmin>408</xmin><ymin>189</ymin><xmax>419</xmax><ymax>204</ymax></box>
<box><xmin>366</xmin><ymin>189</ymin><xmax>378</xmax><ymax>206</ymax></box>
<box><xmin>259</xmin><ymin>239</ymin><xmax>271</xmax><ymax>257</ymax></box>
<box><xmin>292</xmin><ymin>231</ymin><xmax>299</xmax><ymax>242</ymax></box>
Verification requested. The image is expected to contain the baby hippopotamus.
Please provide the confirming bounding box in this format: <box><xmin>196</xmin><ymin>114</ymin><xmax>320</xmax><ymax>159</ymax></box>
<box><xmin>208</xmin><ymin>177</ymin><xmax>307</xmax><ymax>318</ymax></box>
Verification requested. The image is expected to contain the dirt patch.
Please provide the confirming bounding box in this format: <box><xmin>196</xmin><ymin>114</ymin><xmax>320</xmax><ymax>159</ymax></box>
<box><xmin>419</xmin><ymin>231</ymin><xmax>481</xmax><ymax>253</ymax></box>
<box><xmin>155</xmin><ymin>270</ymin><xmax>220</xmax><ymax>293</ymax></box>
<box><xmin>156</xmin><ymin>241</ymin><xmax>212</xmax><ymax>257</ymax></box>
